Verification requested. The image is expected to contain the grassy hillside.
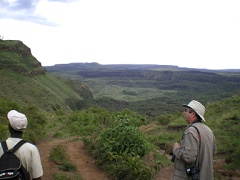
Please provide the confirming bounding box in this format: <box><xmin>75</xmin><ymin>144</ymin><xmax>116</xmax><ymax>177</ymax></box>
<box><xmin>0</xmin><ymin>40</ymin><xmax>94</xmax><ymax>142</ymax></box>
<box><xmin>0</xmin><ymin>39</ymin><xmax>94</xmax><ymax>113</ymax></box>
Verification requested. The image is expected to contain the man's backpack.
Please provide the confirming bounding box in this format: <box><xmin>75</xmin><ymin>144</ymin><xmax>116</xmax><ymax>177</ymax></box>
<box><xmin>0</xmin><ymin>140</ymin><xmax>30</xmax><ymax>180</ymax></box>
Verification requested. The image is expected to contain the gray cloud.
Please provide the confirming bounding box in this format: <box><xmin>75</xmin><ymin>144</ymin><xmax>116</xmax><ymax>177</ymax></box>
<box><xmin>0</xmin><ymin>11</ymin><xmax>57</xmax><ymax>26</ymax></box>
<box><xmin>0</xmin><ymin>0</ymin><xmax>58</xmax><ymax>26</ymax></box>
<box><xmin>0</xmin><ymin>0</ymin><xmax>79</xmax><ymax>25</ymax></box>
<box><xmin>0</xmin><ymin>0</ymin><xmax>39</xmax><ymax>11</ymax></box>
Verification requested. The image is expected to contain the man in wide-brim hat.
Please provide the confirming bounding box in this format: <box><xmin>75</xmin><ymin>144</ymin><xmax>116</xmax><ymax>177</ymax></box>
<box><xmin>171</xmin><ymin>100</ymin><xmax>216</xmax><ymax>180</ymax></box>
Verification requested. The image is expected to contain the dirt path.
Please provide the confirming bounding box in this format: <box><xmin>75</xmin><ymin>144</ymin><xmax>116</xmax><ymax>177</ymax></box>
<box><xmin>36</xmin><ymin>136</ymin><xmax>175</xmax><ymax>179</ymax></box>
<box><xmin>37</xmin><ymin>137</ymin><xmax>109</xmax><ymax>180</ymax></box>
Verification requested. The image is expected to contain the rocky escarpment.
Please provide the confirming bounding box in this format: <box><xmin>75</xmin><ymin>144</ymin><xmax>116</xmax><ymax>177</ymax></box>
<box><xmin>0</xmin><ymin>40</ymin><xmax>46</xmax><ymax>76</ymax></box>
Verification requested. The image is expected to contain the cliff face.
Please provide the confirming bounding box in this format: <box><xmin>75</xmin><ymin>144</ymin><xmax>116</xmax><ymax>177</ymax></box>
<box><xmin>0</xmin><ymin>40</ymin><xmax>46</xmax><ymax>76</ymax></box>
<box><xmin>0</xmin><ymin>39</ymin><xmax>94</xmax><ymax>112</ymax></box>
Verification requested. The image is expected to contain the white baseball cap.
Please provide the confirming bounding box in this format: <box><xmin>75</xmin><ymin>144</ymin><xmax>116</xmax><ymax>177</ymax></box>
<box><xmin>183</xmin><ymin>100</ymin><xmax>205</xmax><ymax>121</ymax></box>
<box><xmin>7</xmin><ymin>110</ymin><xmax>28</xmax><ymax>131</ymax></box>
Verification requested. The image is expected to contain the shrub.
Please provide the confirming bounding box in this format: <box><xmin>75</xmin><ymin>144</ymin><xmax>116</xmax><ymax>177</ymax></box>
<box><xmin>95</xmin><ymin>115</ymin><xmax>152</xmax><ymax>179</ymax></box>
<box><xmin>100</xmin><ymin>115</ymin><xmax>148</xmax><ymax>157</ymax></box>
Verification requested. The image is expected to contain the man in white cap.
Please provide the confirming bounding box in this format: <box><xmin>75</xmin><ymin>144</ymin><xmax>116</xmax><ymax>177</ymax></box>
<box><xmin>0</xmin><ymin>110</ymin><xmax>43</xmax><ymax>180</ymax></box>
<box><xmin>171</xmin><ymin>100</ymin><xmax>216</xmax><ymax>180</ymax></box>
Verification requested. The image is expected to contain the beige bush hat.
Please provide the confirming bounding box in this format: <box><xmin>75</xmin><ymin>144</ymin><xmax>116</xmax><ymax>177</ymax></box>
<box><xmin>183</xmin><ymin>100</ymin><xmax>205</xmax><ymax>121</ymax></box>
<box><xmin>7</xmin><ymin>110</ymin><xmax>28</xmax><ymax>131</ymax></box>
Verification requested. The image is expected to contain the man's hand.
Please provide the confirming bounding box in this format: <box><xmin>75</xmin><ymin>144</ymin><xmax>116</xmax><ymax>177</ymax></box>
<box><xmin>173</xmin><ymin>142</ymin><xmax>180</xmax><ymax>150</ymax></box>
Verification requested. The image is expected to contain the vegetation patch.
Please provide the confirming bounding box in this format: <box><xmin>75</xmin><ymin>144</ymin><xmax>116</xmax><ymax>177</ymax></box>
<box><xmin>49</xmin><ymin>145</ymin><xmax>76</xmax><ymax>172</ymax></box>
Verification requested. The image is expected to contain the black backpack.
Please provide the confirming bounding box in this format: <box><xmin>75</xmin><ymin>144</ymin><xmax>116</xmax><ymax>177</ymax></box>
<box><xmin>0</xmin><ymin>140</ymin><xmax>30</xmax><ymax>180</ymax></box>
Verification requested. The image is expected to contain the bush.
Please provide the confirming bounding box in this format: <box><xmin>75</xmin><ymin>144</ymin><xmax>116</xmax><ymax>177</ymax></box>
<box><xmin>99</xmin><ymin>118</ymin><xmax>148</xmax><ymax>157</ymax></box>
<box><xmin>95</xmin><ymin>115</ymin><xmax>152</xmax><ymax>179</ymax></box>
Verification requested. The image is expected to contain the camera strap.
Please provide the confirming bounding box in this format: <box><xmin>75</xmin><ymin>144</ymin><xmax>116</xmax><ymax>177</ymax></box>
<box><xmin>190</xmin><ymin>125</ymin><xmax>201</xmax><ymax>149</ymax></box>
<box><xmin>186</xmin><ymin>124</ymin><xmax>201</xmax><ymax>169</ymax></box>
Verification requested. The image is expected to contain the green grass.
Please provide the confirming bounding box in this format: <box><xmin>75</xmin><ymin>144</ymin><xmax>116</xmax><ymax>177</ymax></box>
<box><xmin>0</xmin><ymin>69</ymin><xmax>87</xmax><ymax>113</ymax></box>
<box><xmin>90</xmin><ymin>83</ymin><xmax>175</xmax><ymax>102</ymax></box>
<box><xmin>49</xmin><ymin>144</ymin><xmax>84</xmax><ymax>180</ymax></box>
<box><xmin>49</xmin><ymin>145</ymin><xmax>76</xmax><ymax>172</ymax></box>
<box><xmin>53</xmin><ymin>173</ymin><xmax>83</xmax><ymax>180</ymax></box>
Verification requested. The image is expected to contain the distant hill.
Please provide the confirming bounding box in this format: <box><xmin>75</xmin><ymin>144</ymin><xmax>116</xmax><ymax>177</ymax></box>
<box><xmin>45</xmin><ymin>62</ymin><xmax>240</xmax><ymax>116</ymax></box>
<box><xmin>45</xmin><ymin>62</ymin><xmax>180</xmax><ymax>71</ymax></box>
<box><xmin>0</xmin><ymin>40</ymin><xmax>94</xmax><ymax>113</ymax></box>
<box><xmin>45</xmin><ymin>62</ymin><xmax>240</xmax><ymax>72</ymax></box>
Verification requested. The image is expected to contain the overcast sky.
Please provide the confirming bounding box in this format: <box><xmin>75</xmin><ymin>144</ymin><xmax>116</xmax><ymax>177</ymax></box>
<box><xmin>1</xmin><ymin>0</ymin><xmax>240</xmax><ymax>69</ymax></box>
